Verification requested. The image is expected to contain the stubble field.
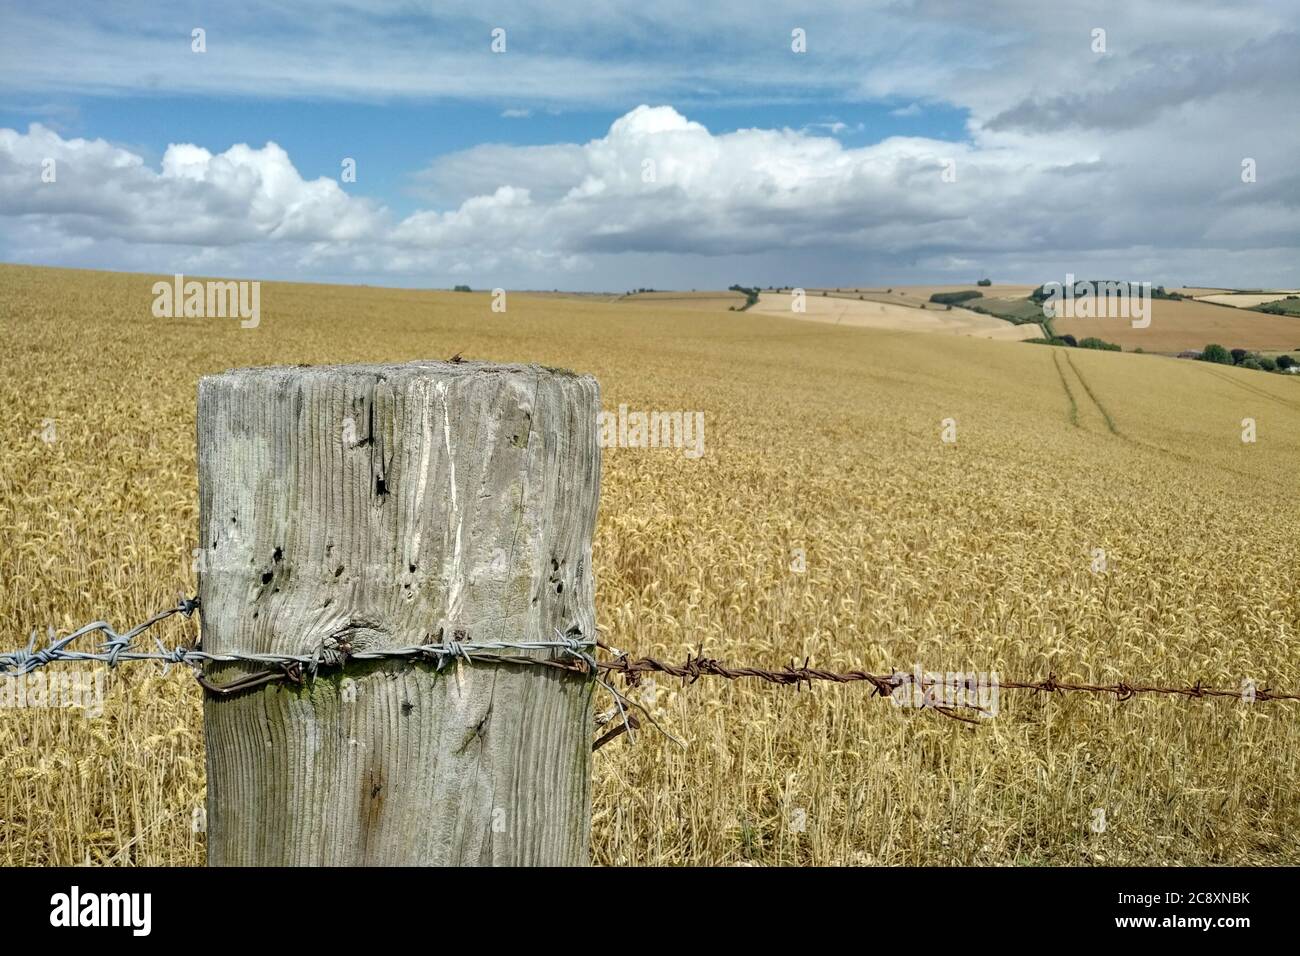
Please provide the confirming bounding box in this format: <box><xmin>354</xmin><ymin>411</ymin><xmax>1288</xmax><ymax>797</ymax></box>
<box><xmin>748</xmin><ymin>292</ymin><xmax>1041</xmax><ymax>340</ymax></box>
<box><xmin>2</xmin><ymin>263</ymin><xmax>1299</xmax><ymax>866</ymax></box>
<box><xmin>1197</xmin><ymin>293</ymin><xmax>1300</xmax><ymax>309</ymax></box>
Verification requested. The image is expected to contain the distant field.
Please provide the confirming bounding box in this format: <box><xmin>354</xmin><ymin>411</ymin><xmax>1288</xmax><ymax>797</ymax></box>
<box><xmin>1172</xmin><ymin>287</ymin><xmax>1234</xmax><ymax>298</ymax></box>
<box><xmin>805</xmin><ymin>289</ymin><xmax>957</xmax><ymax>313</ymax></box>
<box><xmin>617</xmin><ymin>290</ymin><xmax>749</xmax><ymax>310</ymax></box>
<box><xmin>515</xmin><ymin>290</ymin><xmax>624</xmax><ymax>303</ymax></box>
<box><xmin>967</xmin><ymin>296</ymin><xmax>1047</xmax><ymax>325</ymax></box>
<box><xmin>1198</xmin><ymin>293</ymin><xmax>1300</xmax><ymax>308</ymax></box>
<box><xmin>814</xmin><ymin>289</ymin><xmax>945</xmax><ymax>310</ymax></box>
<box><xmin>615</xmin><ymin>286</ymin><xmax>1043</xmax><ymax>317</ymax></box>
<box><xmin>1055</xmin><ymin>296</ymin><xmax>1300</xmax><ymax>352</ymax></box>
<box><xmin>749</xmin><ymin>292</ymin><xmax>1041</xmax><ymax>340</ymax></box>
<box><xmin>811</xmin><ymin>284</ymin><xmax>1038</xmax><ymax>305</ymax></box>
<box><xmin>876</xmin><ymin>284</ymin><xmax>1037</xmax><ymax>300</ymax></box>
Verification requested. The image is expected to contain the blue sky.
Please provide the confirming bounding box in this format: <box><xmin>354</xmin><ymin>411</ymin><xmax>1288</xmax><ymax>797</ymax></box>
<box><xmin>0</xmin><ymin>1</ymin><xmax>1296</xmax><ymax>290</ymax></box>
<box><xmin>0</xmin><ymin>96</ymin><xmax>970</xmax><ymax>220</ymax></box>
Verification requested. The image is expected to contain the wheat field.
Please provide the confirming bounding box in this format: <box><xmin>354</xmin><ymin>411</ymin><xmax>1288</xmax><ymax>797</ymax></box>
<box><xmin>2</xmin><ymin>262</ymin><xmax>1299</xmax><ymax>866</ymax></box>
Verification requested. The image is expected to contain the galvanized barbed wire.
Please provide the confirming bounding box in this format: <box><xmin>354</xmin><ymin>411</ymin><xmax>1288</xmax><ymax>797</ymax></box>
<box><xmin>3</xmin><ymin>598</ymin><xmax>1297</xmax><ymax>732</ymax></box>
<box><xmin>0</xmin><ymin>594</ymin><xmax>599</xmax><ymax>682</ymax></box>
<box><xmin>0</xmin><ymin>594</ymin><xmax>203</xmax><ymax>677</ymax></box>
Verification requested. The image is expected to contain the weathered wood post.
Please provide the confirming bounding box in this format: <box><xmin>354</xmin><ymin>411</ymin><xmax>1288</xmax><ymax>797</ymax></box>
<box><xmin>196</xmin><ymin>361</ymin><xmax>600</xmax><ymax>865</ymax></box>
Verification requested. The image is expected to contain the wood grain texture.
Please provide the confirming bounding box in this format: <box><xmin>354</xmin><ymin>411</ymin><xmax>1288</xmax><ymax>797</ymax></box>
<box><xmin>197</xmin><ymin>362</ymin><xmax>600</xmax><ymax>865</ymax></box>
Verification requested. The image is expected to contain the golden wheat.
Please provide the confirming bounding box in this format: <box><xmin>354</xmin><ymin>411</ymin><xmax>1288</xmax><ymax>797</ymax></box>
<box><xmin>2</xmin><ymin>263</ymin><xmax>1298</xmax><ymax>866</ymax></box>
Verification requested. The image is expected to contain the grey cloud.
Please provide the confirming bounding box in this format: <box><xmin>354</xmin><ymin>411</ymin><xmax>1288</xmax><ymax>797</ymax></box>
<box><xmin>987</xmin><ymin>32</ymin><xmax>1300</xmax><ymax>133</ymax></box>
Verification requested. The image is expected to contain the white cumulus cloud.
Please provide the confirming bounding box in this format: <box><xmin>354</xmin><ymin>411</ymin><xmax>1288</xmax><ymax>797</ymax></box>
<box><xmin>1</xmin><ymin>99</ymin><xmax>1298</xmax><ymax>289</ymax></box>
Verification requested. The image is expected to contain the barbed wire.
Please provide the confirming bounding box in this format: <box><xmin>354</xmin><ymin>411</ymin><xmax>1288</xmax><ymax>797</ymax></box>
<box><xmin>594</xmin><ymin>643</ymin><xmax>1300</xmax><ymax>702</ymax></box>
<box><xmin>1</xmin><ymin>594</ymin><xmax>203</xmax><ymax>677</ymax></box>
<box><xmin>592</xmin><ymin>645</ymin><xmax>1300</xmax><ymax>724</ymax></box>
<box><xmin>3</xmin><ymin>597</ymin><xmax>1297</xmax><ymax>734</ymax></box>
<box><xmin>0</xmin><ymin>594</ymin><xmax>598</xmax><ymax>682</ymax></box>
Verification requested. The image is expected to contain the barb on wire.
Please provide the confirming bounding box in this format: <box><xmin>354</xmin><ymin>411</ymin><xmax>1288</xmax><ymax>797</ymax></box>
<box><xmin>593</xmin><ymin>711</ymin><xmax>641</xmax><ymax>751</ymax></box>
<box><xmin>0</xmin><ymin>593</ymin><xmax>201</xmax><ymax>676</ymax></box>
<box><xmin>3</xmin><ymin>598</ymin><xmax>1296</xmax><ymax>739</ymax></box>
<box><xmin>1</xmin><ymin>595</ymin><xmax>600</xmax><ymax>680</ymax></box>
<box><xmin>590</xmin><ymin>650</ymin><xmax>1300</xmax><ymax>722</ymax></box>
<box><xmin>0</xmin><ymin>596</ymin><xmax>642</xmax><ymax>747</ymax></box>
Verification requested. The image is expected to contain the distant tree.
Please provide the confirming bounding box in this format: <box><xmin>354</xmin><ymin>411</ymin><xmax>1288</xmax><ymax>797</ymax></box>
<box><xmin>453</xmin><ymin>284</ymin><xmax>472</xmax><ymax>292</ymax></box>
<box><xmin>1230</xmin><ymin>348</ymin><xmax>1248</xmax><ymax>364</ymax></box>
<box><xmin>1201</xmin><ymin>344</ymin><xmax>1233</xmax><ymax>365</ymax></box>
<box><xmin>1079</xmin><ymin>337</ymin><xmax>1122</xmax><ymax>351</ymax></box>
<box><xmin>1276</xmin><ymin>354</ymin><xmax>1296</xmax><ymax>370</ymax></box>
<box><xmin>1258</xmin><ymin>356</ymin><xmax>1277</xmax><ymax>372</ymax></box>
<box><xmin>977</xmin><ymin>278</ymin><xmax>992</xmax><ymax>286</ymax></box>
<box><xmin>930</xmin><ymin>290</ymin><xmax>983</xmax><ymax>305</ymax></box>
<box><xmin>1059</xmin><ymin>334</ymin><xmax>1078</xmax><ymax>347</ymax></box>
<box><xmin>727</xmin><ymin>284</ymin><xmax>760</xmax><ymax>310</ymax></box>
<box><xmin>1241</xmin><ymin>358</ymin><xmax>1264</xmax><ymax>370</ymax></box>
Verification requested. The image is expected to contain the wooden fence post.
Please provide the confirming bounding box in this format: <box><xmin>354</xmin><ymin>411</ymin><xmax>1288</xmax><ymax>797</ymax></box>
<box><xmin>196</xmin><ymin>361</ymin><xmax>600</xmax><ymax>865</ymax></box>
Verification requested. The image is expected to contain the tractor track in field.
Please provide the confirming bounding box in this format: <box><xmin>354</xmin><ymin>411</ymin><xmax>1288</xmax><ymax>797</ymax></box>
<box><xmin>1056</xmin><ymin>350</ymin><xmax>1286</xmax><ymax>489</ymax></box>
<box><xmin>1051</xmin><ymin>351</ymin><xmax>1079</xmax><ymax>427</ymax></box>
<box><xmin>1063</xmin><ymin>352</ymin><xmax>1120</xmax><ymax>435</ymax></box>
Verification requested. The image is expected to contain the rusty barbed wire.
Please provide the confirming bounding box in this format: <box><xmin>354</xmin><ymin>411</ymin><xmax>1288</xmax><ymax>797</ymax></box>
<box><xmin>593</xmin><ymin>642</ymin><xmax>1300</xmax><ymax>703</ymax></box>
<box><xmin>590</xmin><ymin>646</ymin><xmax>1300</xmax><ymax>724</ymax></box>
<box><xmin>3</xmin><ymin>598</ymin><xmax>1297</xmax><ymax>736</ymax></box>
